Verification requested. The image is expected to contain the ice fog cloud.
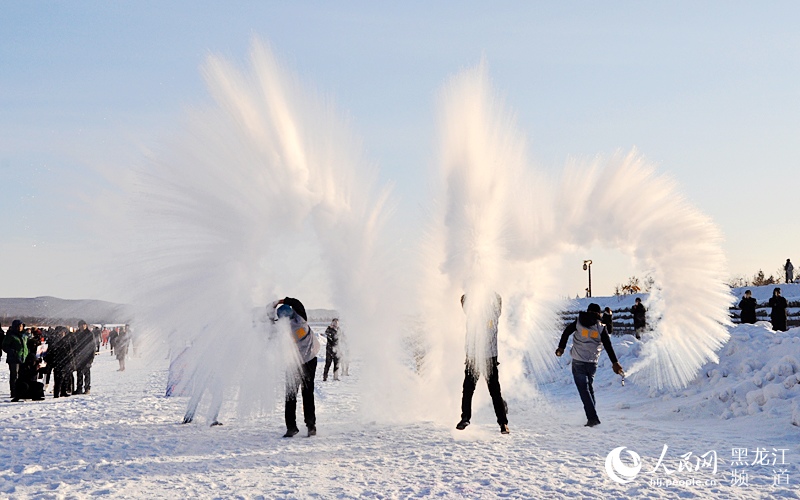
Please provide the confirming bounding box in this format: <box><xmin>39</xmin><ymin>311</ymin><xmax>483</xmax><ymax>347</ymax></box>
<box><xmin>117</xmin><ymin>42</ymin><xmax>732</xmax><ymax>426</ymax></box>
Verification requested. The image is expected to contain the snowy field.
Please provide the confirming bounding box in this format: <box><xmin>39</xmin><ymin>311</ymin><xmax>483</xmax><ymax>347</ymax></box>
<box><xmin>1</xmin><ymin>321</ymin><xmax>799</xmax><ymax>499</ymax></box>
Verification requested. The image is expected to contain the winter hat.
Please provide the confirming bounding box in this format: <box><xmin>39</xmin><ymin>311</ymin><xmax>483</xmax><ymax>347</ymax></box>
<box><xmin>587</xmin><ymin>303</ymin><xmax>602</xmax><ymax>314</ymax></box>
<box><xmin>11</xmin><ymin>319</ymin><xmax>22</xmax><ymax>329</ymax></box>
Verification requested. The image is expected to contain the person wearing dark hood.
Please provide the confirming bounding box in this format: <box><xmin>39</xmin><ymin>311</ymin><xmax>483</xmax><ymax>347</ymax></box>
<box><xmin>769</xmin><ymin>288</ymin><xmax>788</xmax><ymax>332</ymax></box>
<box><xmin>631</xmin><ymin>297</ymin><xmax>646</xmax><ymax>340</ymax></box>
<box><xmin>785</xmin><ymin>259</ymin><xmax>794</xmax><ymax>284</ymax></box>
<box><xmin>2</xmin><ymin>320</ymin><xmax>29</xmax><ymax>400</ymax></box>
<box><xmin>456</xmin><ymin>293</ymin><xmax>509</xmax><ymax>434</ymax></box>
<box><xmin>323</xmin><ymin>318</ymin><xmax>340</xmax><ymax>382</ymax></box>
<box><xmin>46</xmin><ymin>326</ymin><xmax>74</xmax><ymax>398</ymax></box>
<box><xmin>601</xmin><ymin>307</ymin><xmax>614</xmax><ymax>335</ymax></box>
<box><xmin>74</xmin><ymin>320</ymin><xmax>95</xmax><ymax>394</ymax></box>
<box><xmin>556</xmin><ymin>303</ymin><xmax>624</xmax><ymax>427</ymax></box>
<box><xmin>269</xmin><ymin>297</ymin><xmax>320</xmax><ymax>438</ymax></box>
<box><xmin>738</xmin><ymin>290</ymin><xmax>758</xmax><ymax>324</ymax></box>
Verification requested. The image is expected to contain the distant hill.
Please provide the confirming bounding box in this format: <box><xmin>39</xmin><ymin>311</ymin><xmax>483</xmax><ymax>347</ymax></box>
<box><xmin>0</xmin><ymin>297</ymin><xmax>132</xmax><ymax>328</ymax></box>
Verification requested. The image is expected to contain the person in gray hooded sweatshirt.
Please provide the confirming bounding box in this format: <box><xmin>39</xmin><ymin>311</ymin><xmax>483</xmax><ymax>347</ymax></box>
<box><xmin>270</xmin><ymin>297</ymin><xmax>320</xmax><ymax>438</ymax></box>
<box><xmin>556</xmin><ymin>303</ymin><xmax>624</xmax><ymax>427</ymax></box>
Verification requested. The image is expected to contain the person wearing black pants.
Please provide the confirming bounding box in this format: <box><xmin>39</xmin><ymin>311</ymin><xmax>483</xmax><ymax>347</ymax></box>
<box><xmin>460</xmin><ymin>356</ymin><xmax>507</xmax><ymax>430</ymax></box>
<box><xmin>456</xmin><ymin>292</ymin><xmax>509</xmax><ymax>434</ymax></box>
<box><xmin>2</xmin><ymin>320</ymin><xmax>28</xmax><ymax>400</ymax></box>
<box><xmin>74</xmin><ymin>320</ymin><xmax>94</xmax><ymax>395</ymax></box>
<box><xmin>269</xmin><ymin>297</ymin><xmax>320</xmax><ymax>438</ymax></box>
<box><xmin>323</xmin><ymin>319</ymin><xmax>340</xmax><ymax>381</ymax></box>
<box><xmin>286</xmin><ymin>357</ymin><xmax>317</xmax><ymax>433</ymax></box>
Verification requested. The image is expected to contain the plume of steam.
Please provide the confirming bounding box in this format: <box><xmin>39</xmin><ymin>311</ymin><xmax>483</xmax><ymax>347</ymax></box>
<box><xmin>122</xmin><ymin>39</ymin><xmax>399</xmax><ymax>421</ymax></box>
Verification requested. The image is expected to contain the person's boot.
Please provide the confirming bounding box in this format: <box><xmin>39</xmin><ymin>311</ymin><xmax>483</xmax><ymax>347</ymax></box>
<box><xmin>307</xmin><ymin>427</ymin><xmax>316</xmax><ymax>437</ymax></box>
<box><xmin>83</xmin><ymin>389</ymin><xmax>90</xmax><ymax>395</ymax></box>
<box><xmin>585</xmin><ymin>419</ymin><xmax>601</xmax><ymax>427</ymax></box>
<box><xmin>456</xmin><ymin>420</ymin><xmax>470</xmax><ymax>430</ymax></box>
<box><xmin>500</xmin><ymin>424</ymin><xmax>510</xmax><ymax>434</ymax></box>
<box><xmin>283</xmin><ymin>427</ymin><xmax>299</xmax><ymax>438</ymax></box>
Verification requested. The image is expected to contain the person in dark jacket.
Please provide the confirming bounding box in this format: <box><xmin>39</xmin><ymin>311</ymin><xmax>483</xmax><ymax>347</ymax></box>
<box><xmin>738</xmin><ymin>290</ymin><xmax>758</xmax><ymax>324</ymax></box>
<box><xmin>456</xmin><ymin>292</ymin><xmax>509</xmax><ymax>434</ymax></box>
<box><xmin>270</xmin><ymin>297</ymin><xmax>320</xmax><ymax>438</ymax></box>
<box><xmin>769</xmin><ymin>288</ymin><xmax>788</xmax><ymax>332</ymax></box>
<box><xmin>601</xmin><ymin>307</ymin><xmax>614</xmax><ymax>335</ymax></box>
<box><xmin>73</xmin><ymin>320</ymin><xmax>95</xmax><ymax>394</ymax></box>
<box><xmin>323</xmin><ymin>318</ymin><xmax>340</xmax><ymax>381</ymax></box>
<box><xmin>12</xmin><ymin>327</ymin><xmax>45</xmax><ymax>401</ymax></box>
<box><xmin>631</xmin><ymin>298</ymin><xmax>646</xmax><ymax>339</ymax></box>
<box><xmin>47</xmin><ymin>327</ymin><xmax>74</xmax><ymax>398</ymax></box>
<box><xmin>109</xmin><ymin>327</ymin><xmax>119</xmax><ymax>355</ymax></box>
<box><xmin>92</xmin><ymin>326</ymin><xmax>101</xmax><ymax>354</ymax></box>
<box><xmin>556</xmin><ymin>303</ymin><xmax>624</xmax><ymax>427</ymax></box>
<box><xmin>2</xmin><ymin>320</ymin><xmax>28</xmax><ymax>400</ymax></box>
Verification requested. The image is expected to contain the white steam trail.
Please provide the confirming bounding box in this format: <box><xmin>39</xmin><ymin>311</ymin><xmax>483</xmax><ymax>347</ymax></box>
<box><xmin>553</xmin><ymin>153</ymin><xmax>733</xmax><ymax>389</ymax></box>
<box><xmin>124</xmin><ymin>39</ymin><xmax>401</xmax><ymax>421</ymax></box>
<box><xmin>420</xmin><ymin>59</ymin><xmax>732</xmax><ymax>416</ymax></box>
<box><xmin>414</xmin><ymin>62</ymin><xmax>561</xmax><ymax>422</ymax></box>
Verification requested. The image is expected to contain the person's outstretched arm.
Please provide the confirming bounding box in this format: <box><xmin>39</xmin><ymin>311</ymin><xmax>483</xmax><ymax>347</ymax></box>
<box><xmin>556</xmin><ymin>322</ymin><xmax>576</xmax><ymax>356</ymax></box>
<box><xmin>283</xmin><ymin>297</ymin><xmax>308</xmax><ymax>321</ymax></box>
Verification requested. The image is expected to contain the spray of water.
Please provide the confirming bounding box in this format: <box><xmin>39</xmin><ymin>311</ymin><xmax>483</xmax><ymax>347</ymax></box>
<box><xmin>412</xmin><ymin>61</ymin><xmax>562</xmax><ymax>423</ymax></box>
<box><xmin>416</xmin><ymin>59</ymin><xmax>733</xmax><ymax>424</ymax></box>
<box><xmin>122</xmin><ymin>39</ymin><xmax>404</xmax><ymax>422</ymax></box>
<box><xmin>122</xmin><ymin>43</ymin><xmax>731</xmax><ymax>426</ymax></box>
<box><xmin>552</xmin><ymin>152</ymin><xmax>733</xmax><ymax>388</ymax></box>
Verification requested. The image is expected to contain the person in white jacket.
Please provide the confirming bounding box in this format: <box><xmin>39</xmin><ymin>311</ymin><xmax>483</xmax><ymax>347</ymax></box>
<box><xmin>270</xmin><ymin>297</ymin><xmax>320</xmax><ymax>437</ymax></box>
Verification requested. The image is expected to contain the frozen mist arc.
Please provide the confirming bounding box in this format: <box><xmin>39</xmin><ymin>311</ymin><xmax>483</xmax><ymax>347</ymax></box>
<box><xmin>117</xmin><ymin>39</ymin><xmax>405</xmax><ymax>422</ymax></box>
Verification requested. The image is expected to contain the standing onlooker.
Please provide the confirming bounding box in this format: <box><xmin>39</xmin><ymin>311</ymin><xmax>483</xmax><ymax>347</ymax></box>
<box><xmin>116</xmin><ymin>325</ymin><xmax>130</xmax><ymax>371</ymax></box>
<box><xmin>738</xmin><ymin>290</ymin><xmax>758</xmax><ymax>324</ymax></box>
<box><xmin>270</xmin><ymin>297</ymin><xmax>320</xmax><ymax>438</ymax></box>
<box><xmin>109</xmin><ymin>327</ymin><xmax>119</xmax><ymax>356</ymax></box>
<box><xmin>47</xmin><ymin>327</ymin><xmax>73</xmax><ymax>398</ymax></box>
<box><xmin>769</xmin><ymin>287</ymin><xmax>788</xmax><ymax>332</ymax></box>
<box><xmin>74</xmin><ymin>320</ymin><xmax>95</xmax><ymax>395</ymax></box>
<box><xmin>785</xmin><ymin>259</ymin><xmax>794</xmax><ymax>284</ymax></box>
<box><xmin>0</xmin><ymin>321</ymin><xmax>4</xmax><ymax>363</ymax></box>
<box><xmin>323</xmin><ymin>318</ymin><xmax>340</xmax><ymax>381</ymax></box>
<box><xmin>101</xmin><ymin>327</ymin><xmax>110</xmax><ymax>349</ymax></box>
<box><xmin>456</xmin><ymin>293</ymin><xmax>509</xmax><ymax>434</ymax></box>
<box><xmin>601</xmin><ymin>307</ymin><xmax>614</xmax><ymax>335</ymax></box>
<box><xmin>631</xmin><ymin>298</ymin><xmax>647</xmax><ymax>340</ymax></box>
<box><xmin>556</xmin><ymin>303</ymin><xmax>624</xmax><ymax>427</ymax></box>
<box><xmin>92</xmin><ymin>326</ymin><xmax>101</xmax><ymax>354</ymax></box>
<box><xmin>2</xmin><ymin>320</ymin><xmax>28</xmax><ymax>400</ymax></box>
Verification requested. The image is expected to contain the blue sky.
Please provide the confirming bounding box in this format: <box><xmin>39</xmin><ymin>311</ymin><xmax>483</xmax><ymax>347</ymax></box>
<box><xmin>1</xmin><ymin>2</ymin><xmax>798</xmax><ymax>303</ymax></box>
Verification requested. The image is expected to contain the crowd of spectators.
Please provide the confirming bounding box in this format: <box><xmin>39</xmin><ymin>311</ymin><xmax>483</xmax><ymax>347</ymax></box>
<box><xmin>0</xmin><ymin>321</ymin><xmax>131</xmax><ymax>401</ymax></box>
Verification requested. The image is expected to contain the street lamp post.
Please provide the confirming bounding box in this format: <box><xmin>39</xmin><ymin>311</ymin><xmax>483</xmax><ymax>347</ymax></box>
<box><xmin>583</xmin><ymin>260</ymin><xmax>593</xmax><ymax>298</ymax></box>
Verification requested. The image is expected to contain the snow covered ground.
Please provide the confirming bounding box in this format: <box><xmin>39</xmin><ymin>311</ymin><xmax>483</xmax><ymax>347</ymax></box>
<box><xmin>1</xmin><ymin>322</ymin><xmax>799</xmax><ymax>499</ymax></box>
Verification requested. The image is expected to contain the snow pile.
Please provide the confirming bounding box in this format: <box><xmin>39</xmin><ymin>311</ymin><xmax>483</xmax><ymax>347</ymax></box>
<box><xmin>689</xmin><ymin>323</ymin><xmax>800</xmax><ymax>424</ymax></box>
